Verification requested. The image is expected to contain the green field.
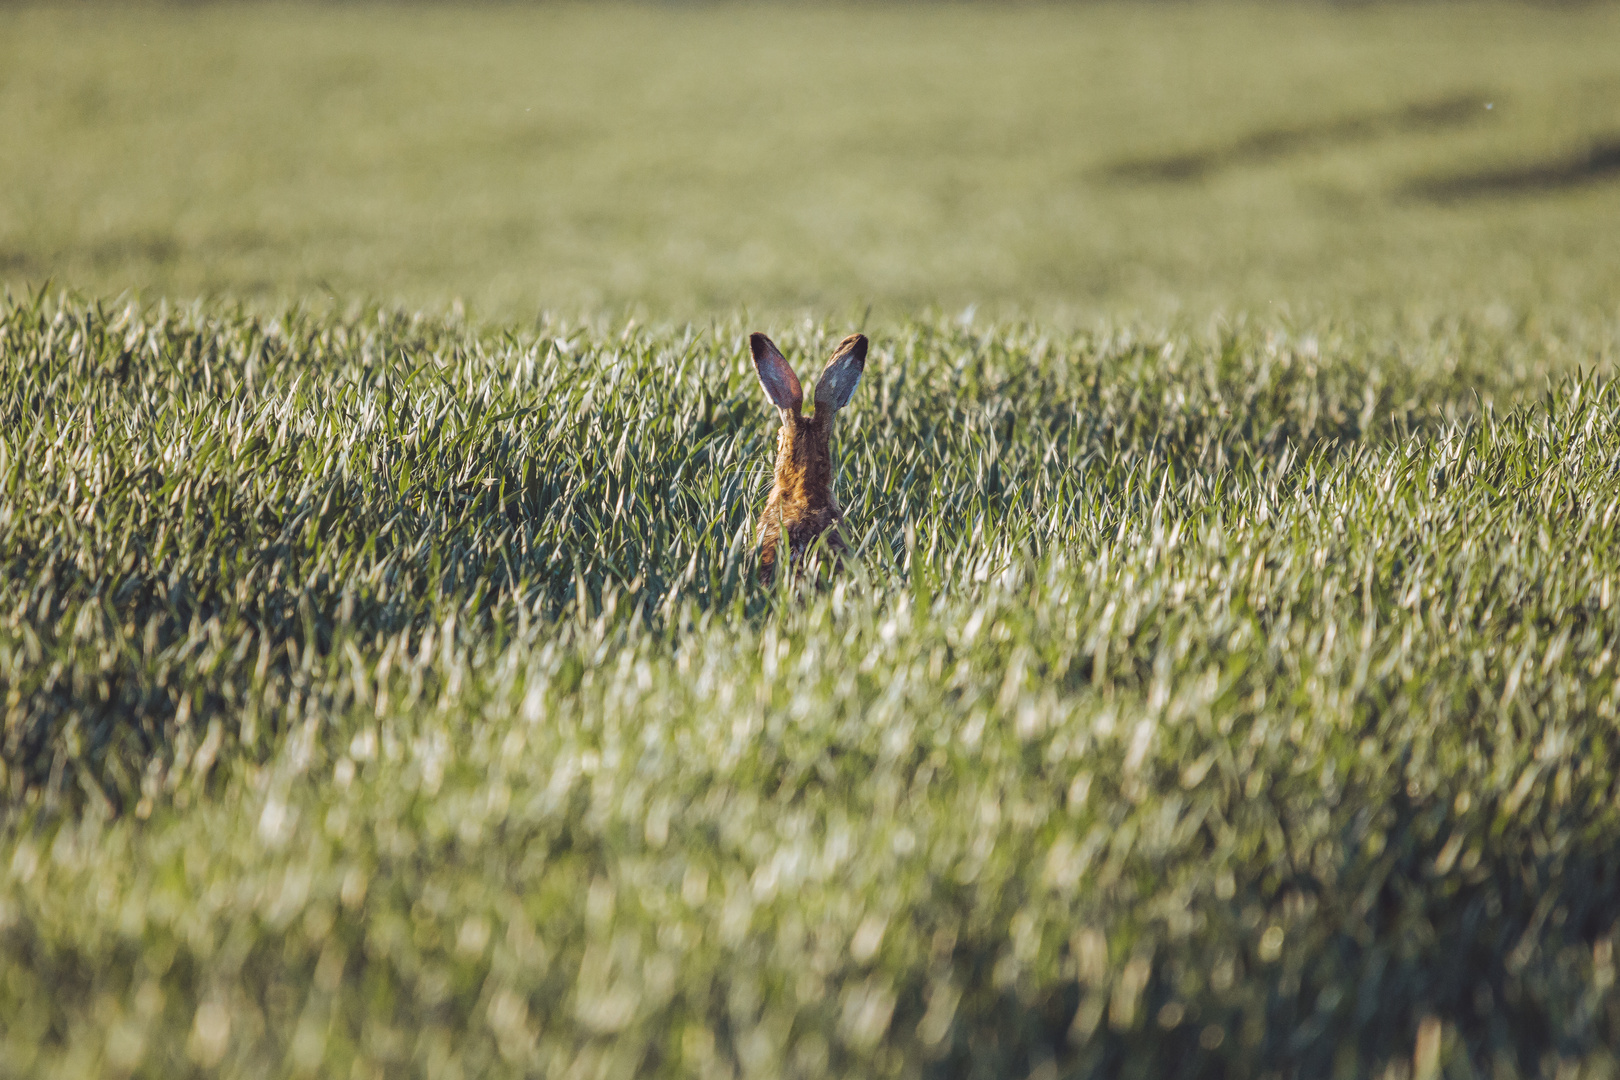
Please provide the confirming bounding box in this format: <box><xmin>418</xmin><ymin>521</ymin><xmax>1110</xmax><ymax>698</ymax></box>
<box><xmin>5</xmin><ymin>2</ymin><xmax>1620</xmax><ymax>1079</ymax></box>
<box><xmin>3</xmin><ymin>2</ymin><xmax>1620</xmax><ymax>318</ymax></box>
<box><xmin>5</xmin><ymin>298</ymin><xmax>1620</xmax><ymax>1078</ymax></box>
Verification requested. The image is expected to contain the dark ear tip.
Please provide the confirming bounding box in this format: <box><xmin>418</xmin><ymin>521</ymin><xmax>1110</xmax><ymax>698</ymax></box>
<box><xmin>749</xmin><ymin>332</ymin><xmax>773</xmax><ymax>360</ymax></box>
<box><xmin>839</xmin><ymin>333</ymin><xmax>868</xmax><ymax>363</ymax></box>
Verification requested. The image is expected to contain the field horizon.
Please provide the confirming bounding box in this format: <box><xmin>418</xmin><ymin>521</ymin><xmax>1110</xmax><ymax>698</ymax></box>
<box><xmin>4</xmin><ymin>1</ymin><xmax>1620</xmax><ymax>320</ymax></box>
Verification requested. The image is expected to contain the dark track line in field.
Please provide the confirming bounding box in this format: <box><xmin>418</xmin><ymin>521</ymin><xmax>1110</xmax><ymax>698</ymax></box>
<box><xmin>1407</xmin><ymin>136</ymin><xmax>1620</xmax><ymax>201</ymax></box>
<box><xmin>1101</xmin><ymin>92</ymin><xmax>1491</xmax><ymax>183</ymax></box>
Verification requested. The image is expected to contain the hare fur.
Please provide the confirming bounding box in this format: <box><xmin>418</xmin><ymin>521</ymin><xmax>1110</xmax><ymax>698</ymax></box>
<box><xmin>750</xmin><ymin>331</ymin><xmax>868</xmax><ymax>584</ymax></box>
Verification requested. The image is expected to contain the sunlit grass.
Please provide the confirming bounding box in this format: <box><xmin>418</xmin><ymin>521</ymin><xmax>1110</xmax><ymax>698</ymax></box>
<box><xmin>4</xmin><ymin>292</ymin><xmax>1620</xmax><ymax>1077</ymax></box>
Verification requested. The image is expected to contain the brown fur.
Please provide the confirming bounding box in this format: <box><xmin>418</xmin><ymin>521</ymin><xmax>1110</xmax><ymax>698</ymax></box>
<box><xmin>753</xmin><ymin>332</ymin><xmax>867</xmax><ymax>584</ymax></box>
<box><xmin>758</xmin><ymin>406</ymin><xmax>845</xmax><ymax>583</ymax></box>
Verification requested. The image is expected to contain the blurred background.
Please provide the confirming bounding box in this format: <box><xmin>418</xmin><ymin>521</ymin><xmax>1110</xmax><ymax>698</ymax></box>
<box><xmin>2</xmin><ymin>1</ymin><xmax>1618</xmax><ymax>322</ymax></box>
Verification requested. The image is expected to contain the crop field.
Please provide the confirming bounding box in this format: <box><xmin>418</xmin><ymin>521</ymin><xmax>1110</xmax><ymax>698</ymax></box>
<box><xmin>3</xmin><ymin>2</ymin><xmax>1620</xmax><ymax>318</ymax></box>
<box><xmin>4</xmin><ymin>296</ymin><xmax>1620</xmax><ymax>1079</ymax></box>
<box><xmin>5</xmin><ymin>2</ymin><xmax>1620</xmax><ymax>1079</ymax></box>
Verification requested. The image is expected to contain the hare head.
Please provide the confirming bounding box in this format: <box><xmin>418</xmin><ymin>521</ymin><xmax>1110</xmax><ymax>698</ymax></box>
<box><xmin>750</xmin><ymin>331</ymin><xmax>868</xmax><ymax>584</ymax></box>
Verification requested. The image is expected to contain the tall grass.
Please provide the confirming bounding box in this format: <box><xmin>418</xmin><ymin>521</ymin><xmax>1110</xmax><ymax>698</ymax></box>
<box><xmin>4</xmin><ymin>292</ymin><xmax>1620</xmax><ymax>1078</ymax></box>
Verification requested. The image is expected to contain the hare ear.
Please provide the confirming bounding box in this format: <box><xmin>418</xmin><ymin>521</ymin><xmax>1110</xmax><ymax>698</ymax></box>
<box><xmin>814</xmin><ymin>334</ymin><xmax>867</xmax><ymax>412</ymax></box>
<box><xmin>750</xmin><ymin>333</ymin><xmax>802</xmax><ymax>413</ymax></box>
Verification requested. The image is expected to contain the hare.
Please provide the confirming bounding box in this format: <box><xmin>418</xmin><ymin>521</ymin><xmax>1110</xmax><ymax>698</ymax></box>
<box><xmin>750</xmin><ymin>331</ymin><xmax>868</xmax><ymax>584</ymax></box>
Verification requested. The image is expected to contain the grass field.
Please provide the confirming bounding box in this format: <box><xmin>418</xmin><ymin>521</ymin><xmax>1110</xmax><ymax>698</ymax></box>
<box><xmin>4</xmin><ymin>294</ymin><xmax>1620</xmax><ymax>1078</ymax></box>
<box><xmin>6</xmin><ymin>2</ymin><xmax>1620</xmax><ymax>1078</ymax></box>
<box><xmin>3</xmin><ymin>2</ymin><xmax>1620</xmax><ymax>318</ymax></box>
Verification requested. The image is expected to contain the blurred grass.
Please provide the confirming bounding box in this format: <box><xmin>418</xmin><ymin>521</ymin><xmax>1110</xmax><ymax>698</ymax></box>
<box><xmin>2</xmin><ymin>2</ymin><xmax>1620</xmax><ymax>319</ymax></box>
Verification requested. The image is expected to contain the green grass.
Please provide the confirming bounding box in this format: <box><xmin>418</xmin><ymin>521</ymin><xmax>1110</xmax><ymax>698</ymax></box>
<box><xmin>5</xmin><ymin>292</ymin><xmax>1620</xmax><ymax>1078</ymax></box>
<box><xmin>3</xmin><ymin>2</ymin><xmax>1620</xmax><ymax>318</ymax></box>
<box><xmin>7</xmin><ymin>2</ymin><xmax>1620</xmax><ymax>1076</ymax></box>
